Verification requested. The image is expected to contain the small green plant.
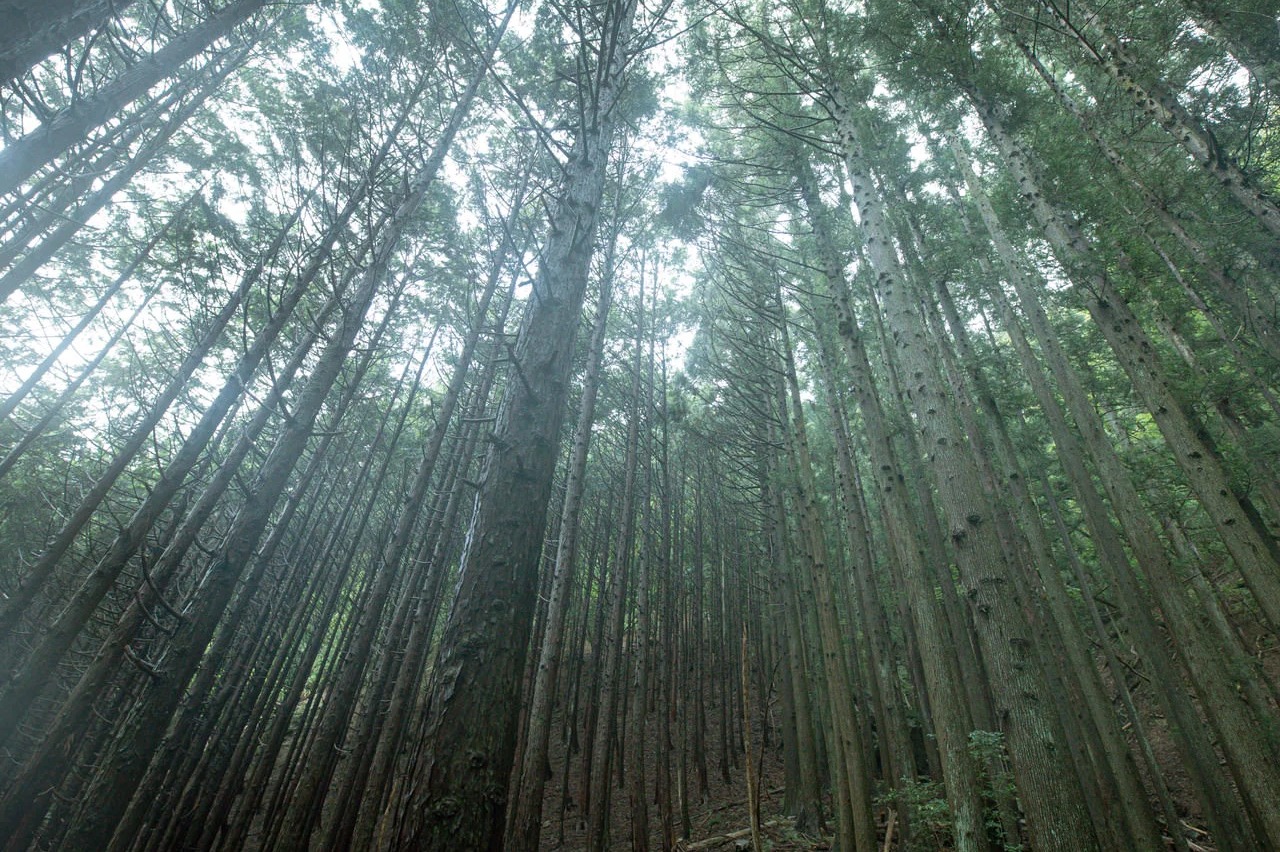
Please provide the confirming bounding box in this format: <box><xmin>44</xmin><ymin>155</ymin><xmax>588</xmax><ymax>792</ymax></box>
<box><xmin>877</xmin><ymin>779</ymin><xmax>952</xmax><ymax>852</ymax></box>
<box><xmin>968</xmin><ymin>731</ymin><xmax>1024</xmax><ymax>852</ymax></box>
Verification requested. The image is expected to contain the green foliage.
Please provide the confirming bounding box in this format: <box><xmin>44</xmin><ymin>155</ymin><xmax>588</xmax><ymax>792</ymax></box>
<box><xmin>656</xmin><ymin>164</ymin><xmax>713</xmax><ymax>237</ymax></box>
<box><xmin>880</xmin><ymin>731</ymin><xmax>1029</xmax><ymax>849</ymax></box>
<box><xmin>877</xmin><ymin>779</ymin><xmax>953</xmax><ymax>852</ymax></box>
<box><xmin>968</xmin><ymin>730</ymin><xmax>1024</xmax><ymax>852</ymax></box>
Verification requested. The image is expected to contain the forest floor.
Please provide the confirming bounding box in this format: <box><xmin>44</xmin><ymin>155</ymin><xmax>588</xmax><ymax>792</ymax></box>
<box><xmin>531</xmin><ymin>659</ymin><xmax>1237</xmax><ymax>852</ymax></box>
<box><xmin>537</xmin><ymin>697</ymin><xmax>840</xmax><ymax>851</ymax></box>
<box><xmin>530</xmin><ymin>624</ymin><xmax>1280</xmax><ymax>851</ymax></box>
<box><xmin>541</xmin><ymin>744</ymin><xmax>836</xmax><ymax>851</ymax></box>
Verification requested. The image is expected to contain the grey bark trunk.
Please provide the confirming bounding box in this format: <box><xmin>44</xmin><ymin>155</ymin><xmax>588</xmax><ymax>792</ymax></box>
<box><xmin>832</xmin><ymin>85</ymin><xmax>1099</xmax><ymax>852</ymax></box>
<box><xmin>508</xmin><ymin>262</ymin><xmax>615</xmax><ymax>851</ymax></box>
<box><xmin>388</xmin><ymin>4</ymin><xmax>637</xmax><ymax>847</ymax></box>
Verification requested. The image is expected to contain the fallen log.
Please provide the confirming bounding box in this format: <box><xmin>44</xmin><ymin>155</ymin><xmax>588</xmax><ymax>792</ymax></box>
<box><xmin>676</xmin><ymin>819</ymin><xmax>781</xmax><ymax>851</ymax></box>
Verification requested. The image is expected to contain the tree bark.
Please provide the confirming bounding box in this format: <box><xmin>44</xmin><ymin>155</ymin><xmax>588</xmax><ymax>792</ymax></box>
<box><xmin>797</xmin><ymin>159</ymin><xmax>991</xmax><ymax>852</ymax></box>
<box><xmin>832</xmin><ymin>85</ymin><xmax>1100</xmax><ymax>852</ymax></box>
<box><xmin>508</xmin><ymin>258</ymin><xmax>615</xmax><ymax>851</ymax></box>
<box><xmin>388</xmin><ymin>4</ymin><xmax>638</xmax><ymax>847</ymax></box>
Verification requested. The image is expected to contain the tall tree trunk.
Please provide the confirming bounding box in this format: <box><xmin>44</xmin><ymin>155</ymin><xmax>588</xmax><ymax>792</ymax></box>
<box><xmin>797</xmin><ymin>161</ymin><xmax>991</xmax><ymax>852</ymax></box>
<box><xmin>766</xmin><ymin>459</ymin><xmax>824</xmax><ymax>836</ymax></box>
<box><xmin>585</xmin><ymin>341</ymin><xmax>643</xmax><ymax>852</ymax></box>
<box><xmin>776</xmin><ymin>304</ymin><xmax>877</xmax><ymax>852</ymax></box>
<box><xmin>508</xmin><ymin>259</ymin><xmax>616</xmax><ymax>851</ymax></box>
<box><xmin>387</xmin><ymin>2</ymin><xmax>638</xmax><ymax>846</ymax></box>
<box><xmin>952</xmin><ymin>128</ymin><xmax>1276</xmax><ymax>851</ymax></box>
<box><xmin>832</xmin><ymin>85</ymin><xmax>1100</xmax><ymax>852</ymax></box>
<box><xmin>355</xmin><ymin>307</ymin><xmax>512</xmax><ymax>851</ymax></box>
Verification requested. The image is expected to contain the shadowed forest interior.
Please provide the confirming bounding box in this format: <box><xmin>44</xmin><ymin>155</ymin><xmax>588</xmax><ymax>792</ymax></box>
<box><xmin>1</xmin><ymin>0</ymin><xmax>1279</xmax><ymax>849</ymax></box>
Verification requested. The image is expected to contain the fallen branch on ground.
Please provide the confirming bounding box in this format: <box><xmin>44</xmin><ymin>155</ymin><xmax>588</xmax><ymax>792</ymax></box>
<box><xmin>676</xmin><ymin>819</ymin><xmax>781</xmax><ymax>851</ymax></box>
